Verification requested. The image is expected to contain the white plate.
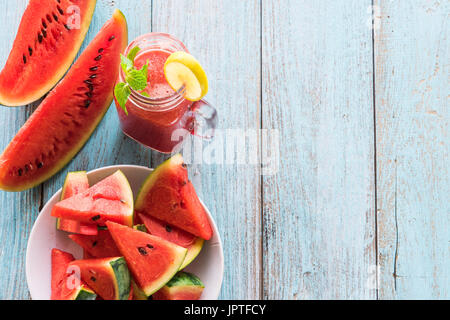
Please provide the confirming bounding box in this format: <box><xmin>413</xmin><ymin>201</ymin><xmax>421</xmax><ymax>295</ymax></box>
<box><xmin>26</xmin><ymin>165</ymin><xmax>224</xmax><ymax>300</ymax></box>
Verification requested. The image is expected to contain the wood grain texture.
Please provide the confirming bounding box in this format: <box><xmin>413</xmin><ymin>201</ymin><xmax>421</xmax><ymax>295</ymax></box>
<box><xmin>152</xmin><ymin>0</ymin><xmax>262</xmax><ymax>300</ymax></box>
<box><xmin>374</xmin><ymin>0</ymin><xmax>449</xmax><ymax>299</ymax></box>
<box><xmin>262</xmin><ymin>0</ymin><xmax>376</xmax><ymax>299</ymax></box>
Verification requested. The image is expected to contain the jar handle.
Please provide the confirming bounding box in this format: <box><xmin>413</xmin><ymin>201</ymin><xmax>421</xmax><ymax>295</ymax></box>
<box><xmin>190</xmin><ymin>99</ymin><xmax>218</xmax><ymax>139</ymax></box>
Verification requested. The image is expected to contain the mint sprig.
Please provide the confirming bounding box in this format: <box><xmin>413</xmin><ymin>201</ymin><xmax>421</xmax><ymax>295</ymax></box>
<box><xmin>114</xmin><ymin>46</ymin><xmax>149</xmax><ymax>115</ymax></box>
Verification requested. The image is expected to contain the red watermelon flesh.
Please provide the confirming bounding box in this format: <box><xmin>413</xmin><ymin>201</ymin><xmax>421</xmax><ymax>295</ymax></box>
<box><xmin>138</xmin><ymin>213</ymin><xmax>196</xmax><ymax>248</ymax></box>
<box><xmin>106</xmin><ymin>221</ymin><xmax>187</xmax><ymax>296</ymax></box>
<box><xmin>135</xmin><ymin>154</ymin><xmax>213</xmax><ymax>240</ymax></box>
<box><xmin>0</xmin><ymin>10</ymin><xmax>128</xmax><ymax>192</ymax></box>
<box><xmin>51</xmin><ymin>170</ymin><xmax>134</xmax><ymax>227</ymax></box>
<box><xmin>57</xmin><ymin>171</ymin><xmax>98</xmax><ymax>235</ymax></box>
<box><xmin>0</xmin><ymin>0</ymin><xmax>97</xmax><ymax>106</ymax></box>
<box><xmin>69</xmin><ymin>230</ymin><xmax>121</xmax><ymax>258</ymax></box>
<box><xmin>51</xmin><ymin>248</ymin><xmax>96</xmax><ymax>300</ymax></box>
<box><xmin>69</xmin><ymin>256</ymin><xmax>131</xmax><ymax>300</ymax></box>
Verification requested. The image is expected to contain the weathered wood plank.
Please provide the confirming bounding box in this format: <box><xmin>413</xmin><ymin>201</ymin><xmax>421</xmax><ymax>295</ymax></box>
<box><xmin>152</xmin><ymin>0</ymin><xmax>262</xmax><ymax>300</ymax></box>
<box><xmin>262</xmin><ymin>0</ymin><xmax>376</xmax><ymax>299</ymax></box>
<box><xmin>374</xmin><ymin>0</ymin><xmax>449</xmax><ymax>299</ymax></box>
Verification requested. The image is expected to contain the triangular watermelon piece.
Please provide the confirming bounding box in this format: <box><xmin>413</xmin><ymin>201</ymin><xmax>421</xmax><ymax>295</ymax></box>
<box><xmin>152</xmin><ymin>272</ymin><xmax>204</xmax><ymax>300</ymax></box>
<box><xmin>69</xmin><ymin>230</ymin><xmax>121</xmax><ymax>259</ymax></box>
<box><xmin>69</xmin><ymin>257</ymin><xmax>131</xmax><ymax>300</ymax></box>
<box><xmin>51</xmin><ymin>170</ymin><xmax>134</xmax><ymax>227</ymax></box>
<box><xmin>56</xmin><ymin>171</ymin><xmax>98</xmax><ymax>235</ymax></box>
<box><xmin>138</xmin><ymin>213</ymin><xmax>204</xmax><ymax>270</ymax></box>
<box><xmin>106</xmin><ymin>221</ymin><xmax>187</xmax><ymax>297</ymax></box>
<box><xmin>51</xmin><ymin>249</ymin><xmax>96</xmax><ymax>300</ymax></box>
<box><xmin>135</xmin><ymin>154</ymin><xmax>213</xmax><ymax>240</ymax></box>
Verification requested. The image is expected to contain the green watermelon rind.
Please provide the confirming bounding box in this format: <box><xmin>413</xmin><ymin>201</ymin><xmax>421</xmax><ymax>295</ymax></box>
<box><xmin>133</xmin><ymin>224</ymin><xmax>147</xmax><ymax>232</ymax></box>
<box><xmin>110</xmin><ymin>257</ymin><xmax>132</xmax><ymax>300</ymax></box>
<box><xmin>179</xmin><ymin>237</ymin><xmax>204</xmax><ymax>270</ymax></box>
<box><xmin>166</xmin><ymin>272</ymin><xmax>204</xmax><ymax>288</ymax></box>
<box><xmin>69</xmin><ymin>285</ymin><xmax>97</xmax><ymax>301</ymax></box>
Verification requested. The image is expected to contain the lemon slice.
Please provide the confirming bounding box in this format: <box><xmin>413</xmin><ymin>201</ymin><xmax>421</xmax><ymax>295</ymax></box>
<box><xmin>164</xmin><ymin>51</ymin><xmax>208</xmax><ymax>101</ymax></box>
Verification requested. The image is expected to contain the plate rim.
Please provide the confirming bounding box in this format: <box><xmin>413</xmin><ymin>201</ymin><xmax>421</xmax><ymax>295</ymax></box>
<box><xmin>25</xmin><ymin>164</ymin><xmax>224</xmax><ymax>300</ymax></box>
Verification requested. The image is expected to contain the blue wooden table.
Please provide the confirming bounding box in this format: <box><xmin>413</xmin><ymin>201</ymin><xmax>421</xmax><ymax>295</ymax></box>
<box><xmin>0</xmin><ymin>0</ymin><xmax>448</xmax><ymax>300</ymax></box>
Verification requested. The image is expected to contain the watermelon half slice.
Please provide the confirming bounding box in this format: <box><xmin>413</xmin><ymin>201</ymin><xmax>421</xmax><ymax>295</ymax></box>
<box><xmin>51</xmin><ymin>248</ymin><xmax>97</xmax><ymax>300</ymax></box>
<box><xmin>0</xmin><ymin>9</ymin><xmax>128</xmax><ymax>191</ymax></box>
<box><xmin>51</xmin><ymin>170</ymin><xmax>134</xmax><ymax>227</ymax></box>
<box><xmin>69</xmin><ymin>257</ymin><xmax>131</xmax><ymax>300</ymax></box>
<box><xmin>135</xmin><ymin>154</ymin><xmax>213</xmax><ymax>240</ymax></box>
<box><xmin>56</xmin><ymin>171</ymin><xmax>98</xmax><ymax>235</ymax></box>
<box><xmin>0</xmin><ymin>0</ymin><xmax>97</xmax><ymax>106</ymax></box>
<box><xmin>138</xmin><ymin>213</ymin><xmax>204</xmax><ymax>270</ymax></box>
<box><xmin>153</xmin><ymin>272</ymin><xmax>204</xmax><ymax>300</ymax></box>
<box><xmin>106</xmin><ymin>221</ymin><xmax>187</xmax><ymax>297</ymax></box>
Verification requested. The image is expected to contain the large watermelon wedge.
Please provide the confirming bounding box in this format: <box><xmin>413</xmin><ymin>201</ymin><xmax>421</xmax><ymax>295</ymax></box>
<box><xmin>106</xmin><ymin>221</ymin><xmax>187</xmax><ymax>297</ymax></box>
<box><xmin>51</xmin><ymin>248</ymin><xmax>97</xmax><ymax>300</ymax></box>
<box><xmin>153</xmin><ymin>272</ymin><xmax>204</xmax><ymax>300</ymax></box>
<box><xmin>56</xmin><ymin>171</ymin><xmax>98</xmax><ymax>235</ymax></box>
<box><xmin>138</xmin><ymin>213</ymin><xmax>204</xmax><ymax>270</ymax></box>
<box><xmin>135</xmin><ymin>154</ymin><xmax>213</xmax><ymax>240</ymax></box>
<box><xmin>69</xmin><ymin>230</ymin><xmax>121</xmax><ymax>258</ymax></box>
<box><xmin>51</xmin><ymin>170</ymin><xmax>134</xmax><ymax>227</ymax></box>
<box><xmin>0</xmin><ymin>0</ymin><xmax>97</xmax><ymax>106</ymax></box>
<box><xmin>69</xmin><ymin>256</ymin><xmax>131</xmax><ymax>300</ymax></box>
<box><xmin>0</xmin><ymin>10</ymin><xmax>128</xmax><ymax>191</ymax></box>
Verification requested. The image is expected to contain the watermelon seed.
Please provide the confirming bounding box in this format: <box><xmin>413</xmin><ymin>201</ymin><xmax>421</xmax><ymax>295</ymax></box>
<box><xmin>90</xmin><ymin>276</ymin><xmax>96</xmax><ymax>282</ymax></box>
<box><xmin>90</xmin><ymin>74</ymin><xmax>97</xmax><ymax>79</ymax></box>
<box><xmin>181</xmin><ymin>180</ymin><xmax>187</xmax><ymax>186</ymax></box>
<box><xmin>57</xmin><ymin>6</ymin><xmax>64</xmax><ymax>15</ymax></box>
<box><xmin>18</xmin><ymin>168</ymin><xmax>23</xmax><ymax>176</ymax></box>
<box><xmin>42</xmin><ymin>29</ymin><xmax>47</xmax><ymax>38</ymax></box>
<box><xmin>92</xmin><ymin>241</ymin><xmax>98</xmax><ymax>247</ymax></box>
<box><xmin>38</xmin><ymin>33</ymin><xmax>43</xmax><ymax>43</ymax></box>
<box><xmin>23</xmin><ymin>55</ymin><xmax>27</xmax><ymax>64</ymax></box>
<box><xmin>90</xmin><ymin>66</ymin><xmax>98</xmax><ymax>71</ymax></box>
<box><xmin>109</xmin><ymin>35</ymin><xmax>115</xmax><ymax>41</ymax></box>
<box><xmin>91</xmin><ymin>215</ymin><xmax>101</xmax><ymax>221</ymax></box>
<box><xmin>84</xmin><ymin>100</ymin><xmax>91</xmax><ymax>108</ymax></box>
<box><xmin>138</xmin><ymin>247</ymin><xmax>148</xmax><ymax>255</ymax></box>
<box><xmin>37</xmin><ymin>162</ymin><xmax>43</xmax><ymax>169</ymax></box>
<box><xmin>98</xmin><ymin>48</ymin><xmax>104</xmax><ymax>53</ymax></box>
<box><xmin>88</xmin><ymin>84</ymin><xmax>94</xmax><ymax>92</ymax></box>
<box><xmin>180</xmin><ymin>201</ymin><xmax>187</xmax><ymax>209</ymax></box>
<box><xmin>85</xmin><ymin>92</ymin><xmax>92</xmax><ymax>98</ymax></box>
<box><xmin>64</xmin><ymin>24</ymin><xmax>71</xmax><ymax>31</ymax></box>
<box><xmin>94</xmin><ymin>55</ymin><xmax>102</xmax><ymax>61</ymax></box>
<box><xmin>146</xmin><ymin>244</ymin><xmax>154</xmax><ymax>249</ymax></box>
<box><xmin>28</xmin><ymin>47</ymin><xmax>33</xmax><ymax>56</ymax></box>
<box><xmin>42</xmin><ymin>19</ymin><xmax>47</xmax><ymax>29</ymax></box>
<box><xmin>46</xmin><ymin>14</ymin><xmax>52</xmax><ymax>23</ymax></box>
<box><xmin>165</xmin><ymin>225</ymin><xmax>172</xmax><ymax>233</ymax></box>
<box><xmin>52</xmin><ymin>13</ymin><xmax>58</xmax><ymax>22</ymax></box>
<box><xmin>84</xmin><ymin>80</ymin><xmax>93</xmax><ymax>85</ymax></box>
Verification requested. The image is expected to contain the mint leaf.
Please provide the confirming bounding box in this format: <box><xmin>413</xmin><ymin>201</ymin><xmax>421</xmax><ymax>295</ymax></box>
<box><xmin>126</xmin><ymin>69</ymin><xmax>148</xmax><ymax>91</ymax></box>
<box><xmin>140</xmin><ymin>91</ymin><xmax>150</xmax><ymax>97</ymax></box>
<box><xmin>127</xmin><ymin>46</ymin><xmax>141</xmax><ymax>63</ymax></box>
<box><xmin>120</xmin><ymin>54</ymin><xmax>133</xmax><ymax>72</ymax></box>
<box><xmin>140</xmin><ymin>60</ymin><xmax>149</xmax><ymax>79</ymax></box>
<box><xmin>114</xmin><ymin>82</ymin><xmax>131</xmax><ymax>115</ymax></box>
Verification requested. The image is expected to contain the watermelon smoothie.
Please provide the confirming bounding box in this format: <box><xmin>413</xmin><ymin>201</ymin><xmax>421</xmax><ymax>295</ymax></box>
<box><xmin>114</xmin><ymin>33</ymin><xmax>217</xmax><ymax>154</ymax></box>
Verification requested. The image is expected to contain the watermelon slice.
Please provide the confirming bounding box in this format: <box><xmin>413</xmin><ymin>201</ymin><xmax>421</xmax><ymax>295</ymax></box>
<box><xmin>135</xmin><ymin>154</ymin><xmax>213</xmax><ymax>240</ymax></box>
<box><xmin>69</xmin><ymin>230</ymin><xmax>121</xmax><ymax>258</ymax></box>
<box><xmin>138</xmin><ymin>213</ymin><xmax>204</xmax><ymax>270</ymax></box>
<box><xmin>51</xmin><ymin>249</ymin><xmax>96</xmax><ymax>300</ymax></box>
<box><xmin>51</xmin><ymin>170</ymin><xmax>134</xmax><ymax>227</ymax></box>
<box><xmin>0</xmin><ymin>10</ymin><xmax>128</xmax><ymax>192</ymax></box>
<box><xmin>106</xmin><ymin>221</ymin><xmax>187</xmax><ymax>297</ymax></box>
<box><xmin>69</xmin><ymin>257</ymin><xmax>131</xmax><ymax>300</ymax></box>
<box><xmin>56</xmin><ymin>171</ymin><xmax>98</xmax><ymax>235</ymax></box>
<box><xmin>153</xmin><ymin>272</ymin><xmax>204</xmax><ymax>300</ymax></box>
<box><xmin>0</xmin><ymin>0</ymin><xmax>97</xmax><ymax>106</ymax></box>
